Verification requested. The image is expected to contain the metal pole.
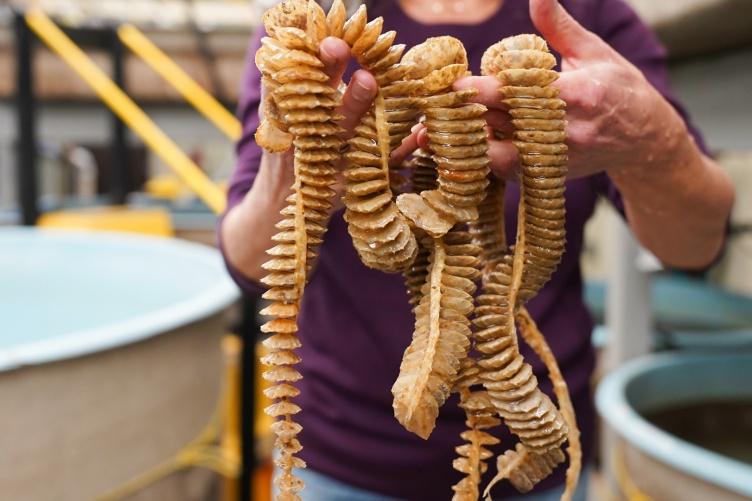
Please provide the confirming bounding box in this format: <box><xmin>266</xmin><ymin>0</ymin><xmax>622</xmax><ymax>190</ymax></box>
<box><xmin>15</xmin><ymin>12</ymin><xmax>38</xmax><ymax>225</ymax></box>
<box><xmin>240</xmin><ymin>295</ymin><xmax>259</xmax><ymax>501</ymax></box>
<box><xmin>604</xmin><ymin>209</ymin><xmax>653</xmax><ymax>370</ymax></box>
<box><xmin>221</xmin><ymin>335</ymin><xmax>242</xmax><ymax>501</ymax></box>
<box><xmin>109</xmin><ymin>27</ymin><xmax>128</xmax><ymax>205</ymax></box>
<box><xmin>600</xmin><ymin>209</ymin><xmax>653</xmax><ymax>497</ymax></box>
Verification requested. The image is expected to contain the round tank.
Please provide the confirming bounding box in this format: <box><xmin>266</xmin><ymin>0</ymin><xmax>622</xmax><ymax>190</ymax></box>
<box><xmin>596</xmin><ymin>353</ymin><xmax>752</xmax><ymax>500</ymax></box>
<box><xmin>0</xmin><ymin>228</ymin><xmax>239</xmax><ymax>500</ymax></box>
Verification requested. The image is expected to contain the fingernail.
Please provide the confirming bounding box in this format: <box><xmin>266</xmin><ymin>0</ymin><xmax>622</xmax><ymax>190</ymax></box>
<box><xmin>352</xmin><ymin>75</ymin><xmax>373</xmax><ymax>101</ymax></box>
<box><xmin>411</xmin><ymin>123</ymin><xmax>422</xmax><ymax>133</ymax></box>
<box><xmin>320</xmin><ymin>41</ymin><xmax>334</xmax><ymax>61</ymax></box>
<box><xmin>454</xmin><ymin>77</ymin><xmax>468</xmax><ymax>87</ymax></box>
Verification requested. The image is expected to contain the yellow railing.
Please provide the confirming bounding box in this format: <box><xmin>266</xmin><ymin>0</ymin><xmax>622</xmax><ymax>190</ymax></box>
<box><xmin>25</xmin><ymin>8</ymin><xmax>226</xmax><ymax>215</ymax></box>
<box><xmin>117</xmin><ymin>23</ymin><xmax>243</xmax><ymax>142</ymax></box>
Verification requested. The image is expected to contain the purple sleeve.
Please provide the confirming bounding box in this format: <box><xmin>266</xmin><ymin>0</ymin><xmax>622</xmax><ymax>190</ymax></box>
<box><xmin>228</xmin><ymin>28</ymin><xmax>265</xmax><ymax>211</ymax></box>
<box><xmin>217</xmin><ymin>29</ymin><xmax>267</xmax><ymax>296</ymax></box>
<box><xmin>588</xmin><ymin>0</ymin><xmax>708</xmax><ymax>214</ymax></box>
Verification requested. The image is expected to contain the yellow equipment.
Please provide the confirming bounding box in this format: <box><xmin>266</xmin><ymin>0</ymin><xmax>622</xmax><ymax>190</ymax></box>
<box><xmin>37</xmin><ymin>206</ymin><xmax>174</xmax><ymax>237</ymax></box>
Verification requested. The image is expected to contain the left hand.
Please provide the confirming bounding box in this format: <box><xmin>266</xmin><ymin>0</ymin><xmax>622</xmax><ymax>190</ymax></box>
<box><xmin>415</xmin><ymin>0</ymin><xmax>686</xmax><ymax>182</ymax></box>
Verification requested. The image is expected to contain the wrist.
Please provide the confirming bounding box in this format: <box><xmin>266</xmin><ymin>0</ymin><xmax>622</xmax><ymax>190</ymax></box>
<box><xmin>246</xmin><ymin>152</ymin><xmax>294</xmax><ymax>213</ymax></box>
<box><xmin>221</xmin><ymin>153</ymin><xmax>293</xmax><ymax>282</ymax></box>
<box><xmin>608</xmin><ymin>87</ymin><xmax>696</xmax><ymax>189</ymax></box>
<box><xmin>607</xmin><ymin>103</ymin><xmax>709</xmax><ymax>231</ymax></box>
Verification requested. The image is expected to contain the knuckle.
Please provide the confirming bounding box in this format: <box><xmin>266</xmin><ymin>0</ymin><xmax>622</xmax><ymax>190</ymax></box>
<box><xmin>577</xmin><ymin>78</ymin><xmax>605</xmax><ymax>112</ymax></box>
<box><xmin>570</xmin><ymin>120</ymin><xmax>599</xmax><ymax>145</ymax></box>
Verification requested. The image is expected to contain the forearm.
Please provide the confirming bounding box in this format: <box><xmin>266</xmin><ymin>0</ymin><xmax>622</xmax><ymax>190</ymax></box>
<box><xmin>221</xmin><ymin>155</ymin><xmax>293</xmax><ymax>283</ymax></box>
<box><xmin>610</xmin><ymin>100</ymin><xmax>734</xmax><ymax>269</ymax></box>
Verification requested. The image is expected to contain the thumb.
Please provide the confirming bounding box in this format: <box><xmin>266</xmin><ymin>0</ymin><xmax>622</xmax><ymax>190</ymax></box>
<box><xmin>336</xmin><ymin>70</ymin><xmax>377</xmax><ymax>135</ymax></box>
<box><xmin>320</xmin><ymin>37</ymin><xmax>351</xmax><ymax>87</ymax></box>
<box><xmin>530</xmin><ymin>0</ymin><xmax>611</xmax><ymax>61</ymax></box>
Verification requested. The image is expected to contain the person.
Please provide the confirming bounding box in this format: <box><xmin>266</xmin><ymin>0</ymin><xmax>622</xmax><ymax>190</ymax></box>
<box><xmin>220</xmin><ymin>0</ymin><xmax>734</xmax><ymax>499</ymax></box>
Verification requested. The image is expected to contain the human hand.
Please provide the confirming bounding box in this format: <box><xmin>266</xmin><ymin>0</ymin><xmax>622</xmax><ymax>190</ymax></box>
<box><xmin>259</xmin><ymin>37</ymin><xmax>378</xmax><ymax>212</ymax></box>
<box><xmin>415</xmin><ymin>0</ymin><xmax>683</xmax><ymax>182</ymax></box>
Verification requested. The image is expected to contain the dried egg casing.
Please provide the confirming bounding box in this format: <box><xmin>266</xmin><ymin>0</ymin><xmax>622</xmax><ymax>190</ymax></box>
<box><xmin>477</xmin><ymin>33</ymin><xmax>577</xmax><ymax>501</ymax></box>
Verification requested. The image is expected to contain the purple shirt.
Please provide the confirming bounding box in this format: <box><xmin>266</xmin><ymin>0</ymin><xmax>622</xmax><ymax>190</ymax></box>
<box><xmin>221</xmin><ymin>1</ymin><xmax>705</xmax><ymax>499</ymax></box>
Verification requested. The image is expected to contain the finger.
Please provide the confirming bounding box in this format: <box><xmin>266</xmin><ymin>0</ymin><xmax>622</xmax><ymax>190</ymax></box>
<box><xmin>529</xmin><ymin>0</ymin><xmax>612</xmax><ymax>61</ymax></box>
<box><xmin>550</xmin><ymin>69</ymin><xmax>581</xmax><ymax>103</ymax></box>
<box><xmin>550</xmin><ymin>69</ymin><xmax>600</xmax><ymax>111</ymax></box>
<box><xmin>454</xmin><ymin>76</ymin><xmax>507</xmax><ymax>110</ymax></box>
<box><xmin>320</xmin><ymin>37</ymin><xmax>352</xmax><ymax>86</ymax></box>
<box><xmin>416</xmin><ymin>126</ymin><xmax>429</xmax><ymax>151</ymax></box>
<box><xmin>485</xmin><ymin>110</ymin><xmax>514</xmax><ymax>138</ymax></box>
<box><xmin>415</xmin><ymin>125</ymin><xmax>519</xmax><ymax>180</ymax></box>
<box><xmin>488</xmin><ymin>139</ymin><xmax>520</xmax><ymax>180</ymax></box>
<box><xmin>337</xmin><ymin>70</ymin><xmax>377</xmax><ymax>135</ymax></box>
<box><xmin>390</xmin><ymin>128</ymin><xmax>420</xmax><ymax>166</ymax></box>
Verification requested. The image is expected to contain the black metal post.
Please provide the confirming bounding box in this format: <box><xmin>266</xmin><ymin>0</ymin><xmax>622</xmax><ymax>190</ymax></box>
<box><xmin>15</xmin><ymin>12</ymin><xmax>38</xmax><ymax>225</ymax></box>
<box><xmin>109</xmin><ymin>27</ymin><xmax>128</xmax><ymax>204</ymax></box>
<box><xmin>240</xmin><ymin>295</ymin><xmax>259</xmax><ymax>501</ymax></box>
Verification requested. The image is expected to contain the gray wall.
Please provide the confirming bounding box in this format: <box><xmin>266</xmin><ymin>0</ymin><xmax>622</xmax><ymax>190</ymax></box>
<box><xmin>669</xmin><ymin>47</ymin><xmax>752</xmax><ymax>152</ymax></box>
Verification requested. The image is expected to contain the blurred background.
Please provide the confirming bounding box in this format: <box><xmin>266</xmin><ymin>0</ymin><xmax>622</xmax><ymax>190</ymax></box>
<box><xmin>0</xmin><ymin>0</ymin><xmax>750</xmax><ymax>500</ymax></box>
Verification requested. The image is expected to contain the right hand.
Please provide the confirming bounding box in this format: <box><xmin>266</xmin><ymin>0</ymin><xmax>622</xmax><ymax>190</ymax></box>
<box><xmin>260</xmin><ymin>37</ymin><xmax>379</xmax><ymax>213</ymax></box>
